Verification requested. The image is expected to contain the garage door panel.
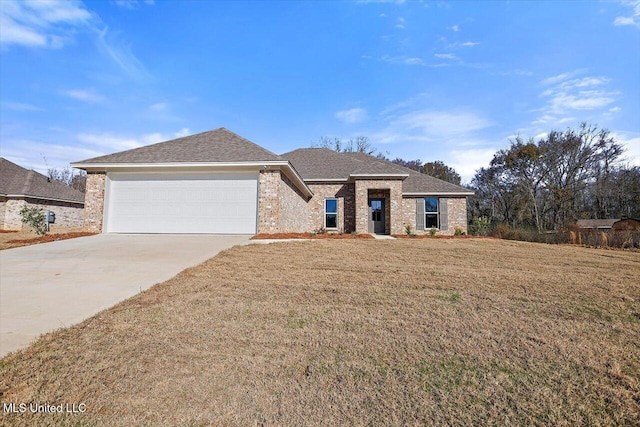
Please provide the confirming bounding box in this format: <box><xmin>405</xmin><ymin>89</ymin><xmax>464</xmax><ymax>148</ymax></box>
<box><xmin>106</xmin><ymin>172</ymin><xmax>257</xmax><ymax>234</ymax></box>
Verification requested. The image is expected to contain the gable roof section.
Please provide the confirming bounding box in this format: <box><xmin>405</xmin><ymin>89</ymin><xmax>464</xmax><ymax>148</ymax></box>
<box><xmin>74</xmin><ymin>128</ymin><xmax>283</xmax><ymax>164</ymax></box>
<box><xmin>0</xmin><ymin>158</ymin><xmax>85</xmax><ymax>204</ymax></box>
<box><xmin>576</xmin><ymin>219</ymin><xmax>619</xmax><ymax>229</ymax></box>
<box><xmin>281</xmin><ymin>149</ymin><xmax>473</xmax><ymax>196</ymax></box>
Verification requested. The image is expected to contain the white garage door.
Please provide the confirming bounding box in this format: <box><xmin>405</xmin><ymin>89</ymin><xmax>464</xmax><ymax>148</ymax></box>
<box><xmin>105</xmin><ymin>172</ymin><xmax>258</xmax><ymax>234</ymax></box>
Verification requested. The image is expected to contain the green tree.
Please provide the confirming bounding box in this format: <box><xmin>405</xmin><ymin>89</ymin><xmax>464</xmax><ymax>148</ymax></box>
<box><xmin>19</xmin><ymin>206</ymin><xmax>48</xmax><ymax>235</ymax></box>
<box><xmin>422</xmin><ymin>161</ymin><xmax>462</xmax><ymax>185</ymax></box>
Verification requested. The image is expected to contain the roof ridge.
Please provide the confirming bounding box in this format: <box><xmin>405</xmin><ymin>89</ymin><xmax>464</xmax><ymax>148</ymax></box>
<box><xmin>21</xmin><ymin>170</ymin><xmax>36</xmax><ymax>195</ymax></box>
<box><xmin>217</xmin><ymin>128</ymin><xmax>283</xmax><ymax>160</ymax></box>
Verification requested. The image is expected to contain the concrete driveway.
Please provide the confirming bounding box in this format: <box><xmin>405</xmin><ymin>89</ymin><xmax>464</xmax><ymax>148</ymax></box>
<box><xmin>0</xmin><ymin>234</ymin><xmax>249</xmax><ymax>357</ymax></box>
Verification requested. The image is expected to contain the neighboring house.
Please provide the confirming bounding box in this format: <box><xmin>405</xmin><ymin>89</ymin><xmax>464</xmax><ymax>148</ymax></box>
<box><xmin>612</xmin><ymin>217</ymin><xmax>640</xmax><ymax>231</ymax></box>
<box><xmin>576</xmin><ymin>219</ymin><xmax>619</xmax><ymax>231</ymax></box>
<box><xmin>0</xmin><ymin>158</ymin><xmax>85</xmax><ymax>231</ymax></box>
<box><xmin>71</xmin><ymin>128</ymin><xmax>473</xmax><ymax>235</ymax></box>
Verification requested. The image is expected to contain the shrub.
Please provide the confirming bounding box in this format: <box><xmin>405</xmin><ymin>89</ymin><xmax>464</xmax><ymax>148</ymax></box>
<box><xmin>429</xmin><ymin>227</ymin><xmax>437</xmax><ymax>236</ymax></box>
<box><xmin>19</xmin><ymin>206</ymin><xmax>48</xmax><ymax>235</ymax></box>
<box><xmin>404</xmin><ymin>224</ymin><xmax>415</xmax><ymax>236</ymax></box>
<box><xmin>469</xmin><ymin>216</ymin><xmax>491</xmax><ymax>236</ymax></box>
<box><xmin>454</xmin><ymin>226</ymin><xmax>463</xmax><ymax>236</ymax></box>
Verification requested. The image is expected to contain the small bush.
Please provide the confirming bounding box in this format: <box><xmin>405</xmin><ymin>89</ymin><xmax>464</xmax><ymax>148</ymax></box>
<box><xmin>454</xmin><ymin>226</ymin><xmax>463</xmax><ymax>236</ymax></box>
<box><xmin>404</xmin><ymin>224</ymin><xmax>415</xmax><ymax>236</ymax></box>
<box><xmin>19</xmin><ymin>206</ymin><xmax>48</xmax><ymax>235</ymax></box>
<box><xmin>469</xmin><ymin>216</ymin><xmax>492</xmax><ymax>236</ymax></box>
<box><xmin>429</xmin><ymin>227</ymin><xmax>437</xmax><ymax>236</ymax></box>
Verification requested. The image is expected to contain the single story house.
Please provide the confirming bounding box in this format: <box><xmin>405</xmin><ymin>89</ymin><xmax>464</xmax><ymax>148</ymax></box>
<box><xmin>0</xmin><ymin>158</ymin><xmax>85</xmax><ymax>231</ymax></box>
<box><xmin>576</xmin><ymin>219</ymin><xmax>619</xmax><ymax>231</ymax></box>
<box><xmin>71</xmin><ymin>128</ymin><xmax>473</xmax><ymax>235</ymax></box>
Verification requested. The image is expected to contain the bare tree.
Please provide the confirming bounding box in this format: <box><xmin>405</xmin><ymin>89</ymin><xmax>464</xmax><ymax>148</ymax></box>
<box><xmin>47</xmin><ymin>165</ymin><xmax>87</xmax><ymax>193</ymax></box>
<box><xmin>313</xmin><ymin>136</ymin><xmax>376</xmax><ymax>155</ymax></box>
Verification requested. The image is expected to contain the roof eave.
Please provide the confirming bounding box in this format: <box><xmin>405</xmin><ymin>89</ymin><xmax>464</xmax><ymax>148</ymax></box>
<box><xmin>349</xmin><ymin>173</ymin><xmax>409</xmax><ymax>180</ymax></box>
<box><xmin>1</xmin><ymin>193</ymin><xmax>85</xmax><ymax>204</ymax></box>
<box><xmin>70</xmin><ymin>160</ymin><xmax>314</xmax><ymax>198</ymax></box>
<box><xmin>303</xmin><ymin>178</ymin><xmax>349</xmax><ymax>183</ymax></box>
<box><xmin>403</xmin><ymin>191</ymin><xmax>475</xmax><ymax>197</ymax></box>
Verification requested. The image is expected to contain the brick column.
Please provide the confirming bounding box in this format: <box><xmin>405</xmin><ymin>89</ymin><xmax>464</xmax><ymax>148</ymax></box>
<box><xmin>83</xmin><ymin>172</ymin><xmax>106</xmax><ymax>233</ymax></box>
<box><xmin>257</xmin><ymin>169</ymin><xmax>281</xmax><ymax>233</ymax></box>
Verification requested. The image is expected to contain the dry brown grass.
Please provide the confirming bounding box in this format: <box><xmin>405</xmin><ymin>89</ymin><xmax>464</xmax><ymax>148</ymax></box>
<box><xmin>0</xmin><ymin>230</ymin><xmax>95</xmax><ymax>250</ymax></box>
<box><xmin>1</xmin><ymin>239</ymin><xmax>639</xmax><ymax>426</ymax></box>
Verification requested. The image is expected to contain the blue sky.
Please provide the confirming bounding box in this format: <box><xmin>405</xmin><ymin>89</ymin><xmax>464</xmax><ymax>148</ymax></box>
<box><xmin>1</xmin><ymin>0</ymin><xmax>639</xmax><ymax>182</ymax></box>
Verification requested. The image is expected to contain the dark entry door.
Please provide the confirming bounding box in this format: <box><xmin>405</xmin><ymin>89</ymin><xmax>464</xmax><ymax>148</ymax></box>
<box><xmin>369</xmin><ymin>199</ymin><xmax>385</xmax><ymax>234</ymax></box>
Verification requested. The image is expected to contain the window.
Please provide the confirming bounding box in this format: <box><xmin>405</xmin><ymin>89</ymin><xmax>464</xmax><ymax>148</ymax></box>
<box><xmin>425</xmin><ymin>197</ymin><xmax>439</xmax><ymax>228</ymax></box>
<box><xmin>325</xmin><ymin>198</ymin><xmax>338</xmax><ymax>229</ymax></box>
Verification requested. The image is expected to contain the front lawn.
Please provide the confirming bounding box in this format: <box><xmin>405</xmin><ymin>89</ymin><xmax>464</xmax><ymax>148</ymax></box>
<box><xmin>1</xmin><ymin>239</ymin><xmax>638</xmax><ymax>426</ymax></box>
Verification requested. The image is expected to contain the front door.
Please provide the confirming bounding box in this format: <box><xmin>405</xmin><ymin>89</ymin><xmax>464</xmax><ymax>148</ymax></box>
<box><xmin>369</xmin><ymin>198</ymin><xmax>385</xmax><ymax>234</ymax></box>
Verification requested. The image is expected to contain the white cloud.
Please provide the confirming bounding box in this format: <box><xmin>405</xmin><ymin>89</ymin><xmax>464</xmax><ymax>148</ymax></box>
<box><xmin>96</xmin><ymin>27</ymin><xmax>152</xmax><ymax>81</ymax></box>
<box><xmin>613</xmin><ymin>0</ymin><xmax>640</xmax><ymax>28</ymax></box>
<box><xmin>611</xmin><ymin>133</ymin><xmax>640</xmax><ymax>166</ymax></box>
<box><xmin>380</xmin><ymin>55</ymin><xmax>427</xmax><ymax>66</ymax></box>
<box><xmin>391</xmin><ymin>110</ymin><xmax>493</xmax><ymax>137</ymax></box>
<box><xmin>149</xmin><ymin>102</ymin><xmax>168</xmax><ymax>112</ymax></box>
<box><xmin>448</xmin><ymin>24</ymin><xmax>460</xmax><ymax>31</ymax></box>
<box><xmin>2</xmin><ymin>101</ymin><xmax>43</xmax><ymax>111</ymax></box>
<box><xmin>0</xmin><ymin>0</ymin><xmax>92</xmax><ymax>48</ymax></box>
<box><xmin>113</xmin><ymin>0</ymin><xmax>155</xmax><ymax>9</ymax></box>
<box><xmin>336</xmin><ymin>108</ymin><xmax>368</xmax><ymax>124</ymax></box>
<box><xmin>402</xmin><ymin>57</ymin><xmax>423</xmax><ymax>65</ymax></box>
<box><xmin>61</xmin><ymin>89</ymin><xmax>105</xmax><ymax>103</ymax></box>
<box><xmin>76</xmin><ymin>128</ymin><xmax>192</xmax><ymax>153</ymax></box>
<box><xmin>449</xmin><ymin>148</ymin><xmax>496</xmax><ymax>183</ymax></box>
<box><xmin>395</xmin><ymin>17</ymin><xmax>405</xmax><ymax>29</ymax></box>
<box><xmin>534</xmin><ymin>71</ymin><xmax>619</xmax><ymax>124</ymax></box>
<box><xmin>540</xmin><ymin>71</ymin><xmax>584</xmax><ymax>86</ymax></box>
<box><xmin>434</xmin><ymin>53</ymin><xmax>459</xmax><ymax>60</ymax></box>
<box><xmin>356</xmin><ymin>0</ymin><xmax>406</xmax><ymax>3</ymax></box>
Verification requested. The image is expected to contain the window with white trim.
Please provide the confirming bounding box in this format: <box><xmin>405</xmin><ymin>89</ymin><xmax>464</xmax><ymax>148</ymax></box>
<box><xmin>425</xmin><ymin>197</ymin><xmax>439</xmax><ymax>228</ymax></box>
<box><xmin>325</xmin><ymin>198</ymin><xmax>338</xmax><ymax>229</ymax></box>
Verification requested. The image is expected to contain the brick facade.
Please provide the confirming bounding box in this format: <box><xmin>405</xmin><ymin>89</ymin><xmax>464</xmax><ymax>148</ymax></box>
<box><xmin>354</xmin><ymin>179</ymin><xmax>404</xmax><ymax>234</ymax></box>
<box><xmin>79</xmin><ymin>169</ymin><xmax>468</xmax><ymax>236</ymax></box>
<box><xmin>401</xmin><ymin>196</ymin><xmax>468</xmax><ymax>236</ymax></box>
<box><xmin>83</xmin><ymin>172</ymin><xmax>106</xmax><ymax>233</ymax></box>
<box><xmin>307</xmin><ymin>183</ymin><xmax>356</xmax><ymax>233</ymax></box>
<box><xmin>257</xmin><ymin>169</ymin><xmax>311</xmax><ymax>233</ymax></box>
<box><xmin>0</xmin><ymin>196</ymin><xmax>84</xmax><ymax>231</ymax></box>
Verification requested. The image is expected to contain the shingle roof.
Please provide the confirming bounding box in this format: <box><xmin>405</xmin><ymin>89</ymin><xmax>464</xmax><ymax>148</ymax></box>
<box><xmin>576</xmin><ymin>219</ymin><xmax>619</xmax><ymax>229</ymax></box>
<box><xmin>281</xmin><ymin>149</ymin><xmax>472</xmax><ymax>195</ymax></box>
<box><xmin>74</xmin><ymin>128</ymin><xmax>283</xmax><ymax>164</ymax></box>
<box><xmin>0</xmin><ymin>158</ymin><xmax>85</xmax><ymax>203</ymax></box>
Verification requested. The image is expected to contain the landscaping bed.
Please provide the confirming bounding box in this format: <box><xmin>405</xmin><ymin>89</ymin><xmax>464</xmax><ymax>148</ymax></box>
<box><xmin>252</xmin><ymin>232</ymin><xmax>374</xmax><ymax>239</ymax></box>
<box><xmin>0</xmin><ymin>231</ymin><xmax>97</xmax><ymax>250</ymax></box>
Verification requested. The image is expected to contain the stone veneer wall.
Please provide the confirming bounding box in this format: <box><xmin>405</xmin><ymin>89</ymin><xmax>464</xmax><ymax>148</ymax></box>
<box><xmin>354</xmin><ymin>180</ymin><xmax>403</xmax><ymax>234</ymax></box>
<box><xmin>83</xmin><ymin>172</ymin><xmax>106</xmax><ymax>233</ymax></box>
<box><xmin>257</xmin><ymin>169</ymin><xmax>312</xmax><ymax>233</ymax></box>
<box><xmin>307</xmin><ymin>183</ymin><xmax>356</xmax><ymax>233</ymax></box>
<box><xmin>0</xmin><ymin>197</ymin><xmax>84</xmax><ymax>231</ymax></box>
<box><xmin>257</xmin><ymin>170</ymin><xmax>280</xmax><ymax>233</ymax></box>
<box><xmin>0</xmin><ymin>196</ymin><xmax>6</xmax><ymax>229</ymax></box>
<box><xmin>401</xmin><ymin>197</ymin><xmax>468</xmax><ymax>236</ymax></box>
<box><xmin>277</xmin><ymin>172</ymin><xmax>311</xmax><ymax>233</ymax></box>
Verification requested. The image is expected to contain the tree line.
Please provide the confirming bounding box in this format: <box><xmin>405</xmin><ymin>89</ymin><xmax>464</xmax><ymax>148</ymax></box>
<box><xmin>469</xmin><ymin>123</ymin><xmax>639</xmax><ymax>231</ymax></box>
<box><xmin>315</xmin><ymin>123</ymin><xmax>640</xmax><ymax>233</ymax></box>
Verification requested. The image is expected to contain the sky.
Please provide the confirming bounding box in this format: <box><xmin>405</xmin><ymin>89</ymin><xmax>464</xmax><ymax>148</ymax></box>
<box><xmin>1</xmin><ymin>0</ymin><xmax>639</xmax><ymax>183</ymax></box>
